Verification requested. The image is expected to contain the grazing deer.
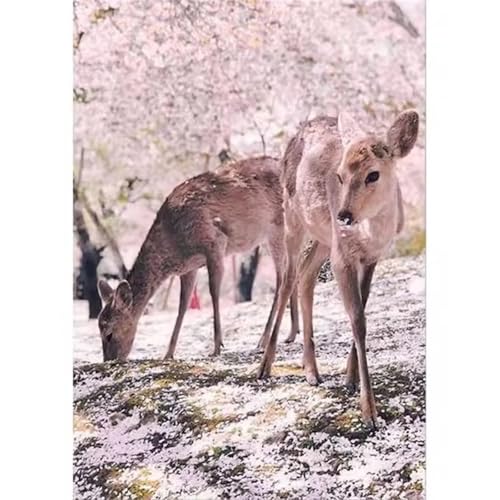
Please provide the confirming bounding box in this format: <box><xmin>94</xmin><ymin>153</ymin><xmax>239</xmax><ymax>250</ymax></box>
<box><xmin>257</xmin><ymin>110</ymin><xmax>419</xmax><ymax>429</ymax></box>
<box><xmin>97</xmin><ymin>157</ymin><xmax>298</xmax><ymax>361</ymax></box>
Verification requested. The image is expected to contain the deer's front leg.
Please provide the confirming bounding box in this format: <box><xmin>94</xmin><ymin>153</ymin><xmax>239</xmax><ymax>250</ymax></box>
<box><xmin>333</xmin><ymin>260</ymin><xmax>377</xmax><ymax>429</ymax></box>
<box><xmin>346</xmin><ymin>262</ymin><xmax>376</xmax><ymax>393</ymax></box>
<box><xmin>165</xmin><ymin>270</ymin><xmax>197</xmax><ymax>360</ymax></box>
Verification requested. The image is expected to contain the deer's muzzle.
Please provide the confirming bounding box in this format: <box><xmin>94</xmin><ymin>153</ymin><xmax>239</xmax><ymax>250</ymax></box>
<box><xmin>337</xmin><ymin>210</ymin><xmax>354</xmax><ymax>226</ymax></box>
<box><xmin>102</xmin><ymin>337</ymin><xmax>119</xmax><ymax>361</ymax></box>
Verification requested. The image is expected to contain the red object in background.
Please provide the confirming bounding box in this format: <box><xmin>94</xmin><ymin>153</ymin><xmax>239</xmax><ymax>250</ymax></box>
<box><xmin>189</xmin><ymin>285</ymin><xmax>201</xmax><ymax>309</ymax></box>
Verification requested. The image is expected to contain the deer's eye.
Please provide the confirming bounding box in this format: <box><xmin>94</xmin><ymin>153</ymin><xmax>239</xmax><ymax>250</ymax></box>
<box><xmin>336</xmin><ymin>174</ymin><xmax>343</xmax><ymax>185</ymax></box>
<box><xmin>365</xmin><ymin>171</ymin><xmax>380</xmax><ymax>184</ymax></box>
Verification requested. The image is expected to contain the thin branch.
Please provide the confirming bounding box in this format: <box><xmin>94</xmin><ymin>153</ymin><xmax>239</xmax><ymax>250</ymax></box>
<box><xmin>252</xmin><ymin>118</ymin><xmax>266</xmax><ymax>156</ymax></box>
<box><xmin>160</xmin><ymin>276</ymin><xmax>176</xmax><ymax>310</ymax></box>
<box><xmin>75</xmin><ymin>147</ymin><xmax>85</xmax><ymax>193</ymax></box>
<box><xmin>202</xmin><ymin>152</ymin><xmax>211</xmax><ymax>171</ymax></box>
<box><xmin>80</xmin><ymin>191</ymin><xmax>128</xmax><ymax>277</ymax></box>
<box><xmin>388</xmin><ymin>1</ymin><xmax>419</xmax><ymax>38</ymax></box>
<box><xmin>399</xmin><ymin>63</ymin><xmax>423</xmax><ymax>102</ymax></box>
<box><xmin>73</xmin><ymin>31</ymin><xmax>84</xmax><ymax>51</ymax></box>
<box><xmin>211</xmin><ymin>31</ymin><xmax>269</xmax><ymax>156</ymax></box>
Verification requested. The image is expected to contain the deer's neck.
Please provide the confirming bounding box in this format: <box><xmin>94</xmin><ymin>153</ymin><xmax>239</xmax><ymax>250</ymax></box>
<box><xmin>126</xmin><ymin>223</ymin><xmax>176</xmax><ymax>320</ymax></box>
<box><xmin>126</xmin><ymin>262</ymin><xmax>161</xmax><ymax>320</ymax></box>
<box><xmin>377</xmin><ymin>181</ymin><xmax>400</xmax><ymax>228</ymax></box>
<box><xmin>356</xmin><ymin>182</ymin><xmax>400</xmax><ymax>260</ymax></box>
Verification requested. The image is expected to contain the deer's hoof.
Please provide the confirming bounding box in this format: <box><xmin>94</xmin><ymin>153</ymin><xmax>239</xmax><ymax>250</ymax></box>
<box><xmin>210</xmin><ymin>349</ymin><xmax>221</xmax><ymax>357</ymax></box>
<box><xmin>345</xmin><ymin>380</ymin><xmax>359</xmax><ymax>395</ymax></box>
<box><xmin>164</xmin><ymin>354</ymin><xmax>174</xmax><ymax>361</ymax></box>
<box><xmin>256</xmin><ymin>338</ymin><xmax>267</xmax><ymax>351</ymax></box>
<box><xmin>361</xmin><ymin>395</ymin><xmax>378</xmax><ymax>431</ymax></box>
<box><xmin>363</xmin><ymin>416</ymin><xmax>378</xmax><ymax>432</ymax></box>
<box><xmin>256</xmin><ymin>359</ymin><xmax>272</xmax><ymax>379</ymax></box>
<box><xmin>283</xmin><ymin>335</ymin><xmax>296</xmax><ymax>344</ymax></box>
<box><xmin>304</xmin><ymin>370</ymin><xmax>322</xmax><ymax>386</ymax></box>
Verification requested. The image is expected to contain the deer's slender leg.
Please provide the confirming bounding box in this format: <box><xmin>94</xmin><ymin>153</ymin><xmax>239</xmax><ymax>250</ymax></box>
<box><xmin>346</xmin><ymin>262</ymin><xmax>377</xmax><ymax>393</ymax></box>
<box><xmin>257</xmin><ymin>229</ymin><xmax>286</xmax><ymax>350</ymax></box>
<box><xmin>256</xmin><ymin>275</ymin><xmax>282</xmax><ymax>350</ymax></box>
<box><xmin>360</xmin><ymin>262</ymin><xmax>377</xmax><ymax>308</ymax></box>
<box><xmin>258</xmin><ymin>288</ymin><xmax>299</xmax><ymax>349</ymax></box>
<box><xmin>257</xmin><ymin>224</ymin><xmax>304</xmax><ymax>378</ymax></box>
<box><xmin>284</xmin><ymin>286</ymin><xmax>300</xmax><ymax>343</ymax></box>
<box><xmin>257</xmin><ymin>230</ymin><xmax>300</xmax><ymax>349</ymax></box>
<box><xmin>298</xmin><ymin>241</ymin><xmax>329</xmax><ymax>385</ymax></box>
<box><xmin>164</xmin><ymin>270</ymin><xmax>198</xmax><ymax>360</ymax></box>
<box><xmin>206</xmin><ymin>252</ymin><xmax>225</xmax><ymax>356</ymax></box>
<box><xmin>333</xmin><ymin>259</ymin><xmax>377</xmax><ymax>429</ymax></box>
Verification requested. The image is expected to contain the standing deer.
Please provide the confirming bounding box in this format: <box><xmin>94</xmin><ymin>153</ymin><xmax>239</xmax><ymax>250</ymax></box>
<box><xmin>97</xmin><ymin>157</ymin><xmax>298</xmax><ymax>361</ymax></box>
<box><xmin>257</xmin><ymin>110</ymin><xmax>419</xmax><ymax>429</ymax></box>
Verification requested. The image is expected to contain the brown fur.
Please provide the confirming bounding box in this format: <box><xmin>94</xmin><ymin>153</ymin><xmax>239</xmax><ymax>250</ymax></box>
<box><xmin>257</xmin><ymin>110</ymin><xmax>419</xmax><ymax>429</ymax></box>
<box><xmin>98</xmin><ymin>156</ymin><xmax>298</xmax><ymax>361</ymax></box>
<box><xmin>281</xmin><ymin>116</ymin><xmax>338</xmax><ymax>198</ymax></box>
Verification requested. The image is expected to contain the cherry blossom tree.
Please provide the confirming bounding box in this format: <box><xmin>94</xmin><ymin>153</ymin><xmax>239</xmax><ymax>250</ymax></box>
<box><xmin>73</xmin><ymin>0</ymin><xmax>425</xmax><ymax>297</ymax></box>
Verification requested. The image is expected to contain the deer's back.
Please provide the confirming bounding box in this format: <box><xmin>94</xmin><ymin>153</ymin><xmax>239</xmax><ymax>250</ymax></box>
<box><xmin>281</xmin><ymin>116</ymin><xmax>343</xmax><ymax>245</ymax></box>
<box><xmin>158</xmin><ymin>156</ymin><xmax>283</xmax><ymax>256</ymax></box>
<box><xmin>282</xmin><ymin>116</ymin><xmax>340</xmax><ymax>197</ymax></box>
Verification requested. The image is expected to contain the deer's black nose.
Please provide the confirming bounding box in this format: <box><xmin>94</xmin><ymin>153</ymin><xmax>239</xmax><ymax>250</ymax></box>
<box><xmin>337</xmin><ymin>210</ymin><xmax>353</xmax><ymax>226</ymax></box>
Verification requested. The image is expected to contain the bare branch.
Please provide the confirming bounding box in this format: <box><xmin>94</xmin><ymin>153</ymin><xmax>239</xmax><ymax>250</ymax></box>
<box><xmin>252</xmin><ymin>118</ymin><xmax>266</xmax><ymax>156</ymax></box>
<box><xmin>75</xmin><ymin>147</ymin><xmax>85</xmax><ymax>193</ymax></box>
<box><xmin>160</xmin><ymin>276</ymin><xmax>176</xmax><ymax>310</ymax></box>
<box><xmin>80</xmin><ymin>190</ymin><xmax>128</xmax><ymax>277</ymax></box>
<box><xmin>388</xmin><ymin>1</ymin><xmax>419</xmax><ymax>38</ymax></box>
<box><xmin>73</xmin><ymin>31</ymin><xmax>84</xmax><ymax>51</ymax></box>
<box><xmin>202</xmin><ymin>152</ymin><xmax>211</xmax><ymax>171</ymax></box>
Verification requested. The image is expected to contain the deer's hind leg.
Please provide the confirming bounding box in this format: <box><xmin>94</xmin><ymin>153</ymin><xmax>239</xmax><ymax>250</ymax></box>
<box><xmin>345</xmin><ymin>262</ymin><xmax>376</xmax><ymax>394</ymax></box>
<box><xmin>257</xmin><ymin>218</ymin><xmax>305</xmax><ymax>379</ymax></box>
<box><xmin>284</xmin><ymin>286</ymin><xmax>300</xmax><ymax>343</ymax></box>
<box><xmin>206</xmin><ymin>243</ymin><xmax>227</xmax><ymax>357</ymax></box>
<box><xmin>297</xmin><ymin>241</ymin><xmax>329</xmax><ymax>385</ymax></box>
<box><xmin>257</xmin><ymin>227</ymin><xmax>286</xmax><ymax>350</ymax></box>
<box><xmin>164</xmin><ymin>269</ymin><xmax>197</xmax><ymax>360</ymax></box>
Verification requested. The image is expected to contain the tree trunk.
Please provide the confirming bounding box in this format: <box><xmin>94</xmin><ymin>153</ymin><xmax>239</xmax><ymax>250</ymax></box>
<box><xmin>80</xmin><ymin>191</ymin><xmax>128</xmax><ymax>278</ymax></box>
<box><xmin>74</xmin><ymin>185</ymin><xmax>104</xmax><ymax>318</ymax></box>
<box><xmin>73</xmin><ymin>147</ymin><xmax>107</xmax><ymax>319</ymax></box>
<box><xmin>80</xmin><ymin>241</ymin><xmax>104</xmax><ymax>318</ymax></box>
<box><xmin>236</xmin><ymin>247</ymin><xmax>260</xmax><ymax>302</ymax></box>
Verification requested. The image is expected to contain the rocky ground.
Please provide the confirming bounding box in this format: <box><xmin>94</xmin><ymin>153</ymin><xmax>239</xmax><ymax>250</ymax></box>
<box><xmin>74</xmin><ymin>255</ymin><xmax>425</xmax><ymax>499</ymax></box>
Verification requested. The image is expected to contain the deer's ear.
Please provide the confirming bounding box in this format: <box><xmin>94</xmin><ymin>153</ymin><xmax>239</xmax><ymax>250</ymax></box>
<box><xmin>98</xmin><ymin>280</ymin><xmax>114</xmax><ymax>303</ymax></box>
<box><xmin>338</xmin><ymin>111</ymin><xmax>364</xmax><ymax>149</ymax></box>
<box><xmin>114</xmin><ymin>280</ymin><xmax>133</xmax><ymax>310</ymax></box>
<box><xmin>386</xmin><ymin>110</ymin><xmax>419</xmax><ymax>158</ymax></box>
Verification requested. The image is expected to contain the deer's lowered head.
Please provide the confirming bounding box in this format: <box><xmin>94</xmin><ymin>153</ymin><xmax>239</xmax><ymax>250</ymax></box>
<box><xmin>97</xmin><ymin>279</ymin><xmax>137</xmax><ymax>361</ymax></box>
<box><xmin>335</xmin><ymin>110</ymin><xmax>419</xmax><ymax>226</ymax></box>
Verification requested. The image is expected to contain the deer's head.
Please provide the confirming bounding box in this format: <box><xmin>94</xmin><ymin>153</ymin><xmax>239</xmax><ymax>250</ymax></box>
<box><xmin>97</xmin><ymin>279</ymin><xmax>136</xmax><ymax>361</ymax></box>
<box><xmin>335</xmin><ymin>110</ymin><xmax>419</xmax><ymax>226</ymax></box>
